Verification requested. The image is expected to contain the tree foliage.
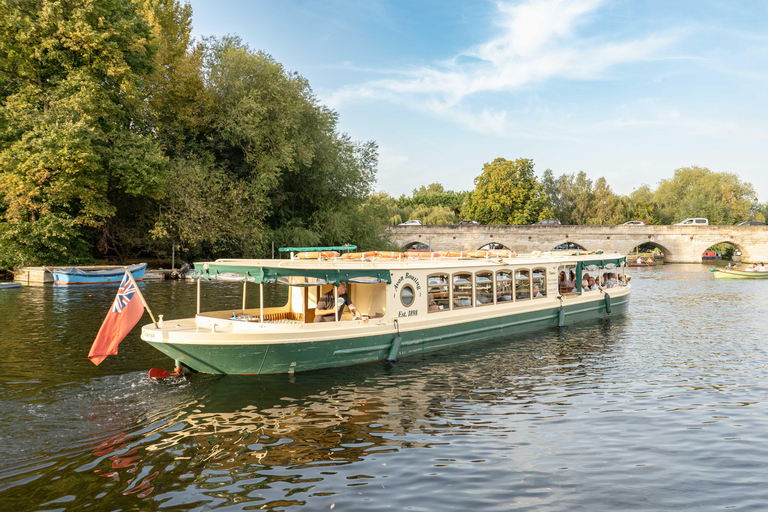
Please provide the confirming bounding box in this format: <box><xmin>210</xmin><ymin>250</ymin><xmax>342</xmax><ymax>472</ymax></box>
<box><xmin>652</xmin><ymin>166</ymin><xmax>757</xmax><ymax>225</ymax></box>
<box><xmin>464</xmin><ymin>158</ymin><xmax>552</xmax><ymax>225</ymax></box>
<box><xmin>0</xmin><ymin>3</ymin><xmax>387</xmax><ymax>269</ymax></box>
<box><xmin>0</xmin><ymin>0</ymin><xmax>166</xmax><ymax>266</ymax></box>
<box><xmin>388</xmin><ymin>183</ymin><xmax>467</xmax><ymax>225</ymax></box>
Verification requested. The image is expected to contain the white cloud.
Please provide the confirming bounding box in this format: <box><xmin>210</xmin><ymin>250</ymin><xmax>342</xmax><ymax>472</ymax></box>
<box><xmin>327</xmin><ymin>0</ymin><xmax>680</xmax><ymax>133</ymax></box>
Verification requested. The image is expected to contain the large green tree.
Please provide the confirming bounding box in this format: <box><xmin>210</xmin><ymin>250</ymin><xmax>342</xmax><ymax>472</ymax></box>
<box><xmin>653</xmin><ymin>166</ymin><xmax>757</xmax><ymax>224</ymax></box>
<box><xmin>464</xmin><ymin>158</ymin><xmax>552</xmax><ymax>225</ymax></box>
<box><xmin>0</xmin><ymin>0</ymin><xmax>166</xmax><ymax>266</ymax></box>
<box><xmin>153</xmin><ymin>37</ymin><xmax>384</xmax><ymax>258</ymax></box>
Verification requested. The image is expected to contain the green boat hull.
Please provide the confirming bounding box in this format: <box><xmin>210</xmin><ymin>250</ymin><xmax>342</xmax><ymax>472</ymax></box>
<box><xmin>711</xmin><ymin>269</ymin><xmax>768</xmax><ymax>279</ymax></box>
<box><xmin>146</xmin><ymin>294</ymin><xmax>629</xmax><ymax>375</ymax></box>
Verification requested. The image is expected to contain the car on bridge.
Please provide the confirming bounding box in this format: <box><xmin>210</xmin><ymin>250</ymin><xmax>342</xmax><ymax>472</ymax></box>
<box><xmin>738</xmin><ymin>221</ymin><xmax>766</xmax><ymax>226</ymax></box>
<box><xmin>399</xmin><ymin>219</ymin><xmax>423</xmax><ymax>226</ymax></box>
<box><xmin>456</xmin><ymin>220</ymin><xmax>480</xmax><ymax>226</ymax></box>
<box><xmin>622</xmin><ymin>220</ymin><xmax>646</xmax><ymax>225</ymax></box>
<box><xmin>532</xmin><ymin>219</ymin><xmax>561</xmax><ymax>226</ymax></box>
<box><xmin>675</xmin><ymin>218</ymin><xmax>708</xmax><ymax>225</ymax></box>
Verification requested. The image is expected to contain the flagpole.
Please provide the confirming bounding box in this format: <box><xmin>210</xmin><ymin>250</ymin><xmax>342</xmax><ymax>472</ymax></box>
<box><xmin>126</xmin><ymin>268</ymin><xmax>158</xmax><ymax>327</ymax></box>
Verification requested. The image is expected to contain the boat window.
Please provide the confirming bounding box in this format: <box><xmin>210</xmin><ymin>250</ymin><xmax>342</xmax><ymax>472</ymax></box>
<box><xmin>532</xmin><ymin>268</ymin><xmax>546</xmax><ymax>298</ymax></box>
<box><xmin>475</xmin><ymin>271</ymin><xmax>494</xmax><ymax>306</ymax></box>
<box><xmin>515</xmin><ymin>269</ymin><xmax>531</xmax><ymax>300</ymax></box>
<box><xmin>558</xmin><ymin>265</ymin><xmax>577</xmax><ymax>293</ymax></box>
<box><xmin>496</xmin><ymin>271</ymin><xmax>513</xmax><ymax>302</ymax></box>
<box><xmin>428</xmin><ymin>274</ymin><xmax>450</xmax><ymax>312</ymax></box>
<box><xmin>452</xmin><ymin>273</ymin><xmax>473</xmax><ymax>309</ymax></box>
<box><xmin>400</xmin><ymin>284</ymin><xmax>415</xmax><ymax>307</ymax></box>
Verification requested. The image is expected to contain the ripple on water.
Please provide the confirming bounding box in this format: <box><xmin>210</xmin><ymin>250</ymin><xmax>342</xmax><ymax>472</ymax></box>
<box><xmin>3</xmin><ymin>267</ymin><xmax>768</xmax><ymax>510</ymax></box>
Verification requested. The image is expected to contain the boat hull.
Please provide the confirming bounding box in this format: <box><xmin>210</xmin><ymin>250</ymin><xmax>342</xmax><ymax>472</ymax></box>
<box><xmin>711</xmin><ymin>269</ymin><xmax>768</xmax><ymax>279</ymax></box>
<box><xmin>143</xmin><ymin>292</ymin><xmax>630</xmax><ymax>375</ymax></box>
<box><xmin>53</xmin><ymin>263</ymin><xmax>147</xmax><ymax>285</ymax></box>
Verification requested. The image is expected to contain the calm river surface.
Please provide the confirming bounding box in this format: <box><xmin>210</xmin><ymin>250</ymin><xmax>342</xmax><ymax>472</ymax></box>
<box><xmin>2</xmin><ymin>264</ymin><xmax>768</xmax><ymax>511</ymax></box>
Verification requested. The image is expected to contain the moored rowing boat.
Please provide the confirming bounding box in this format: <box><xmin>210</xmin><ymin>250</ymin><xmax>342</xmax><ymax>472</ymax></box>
<box><xmin>710</xmin><ymin>268</ymin><xmax>768</xmax><ymax>279</ymax></box>
<box><xmin>53</xmin><ymin>263</ymin><xmax>147</xmax><ymax>285</ymax></box>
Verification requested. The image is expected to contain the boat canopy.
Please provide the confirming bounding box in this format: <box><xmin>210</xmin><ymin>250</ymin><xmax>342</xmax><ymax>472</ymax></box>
<box><xmin>574</xmin><ymin>256</ymin><xmax>626</xmax><ymax>291</ymax></box>
<box><xmin>278</xmin><ymin>245</ymin><xmax>357</xmax><ymax>252</ymax></box>
<box><xmin>194</xmin><ymin>262</ymin><xmax>391</xmax><ymax>286</ymax></box>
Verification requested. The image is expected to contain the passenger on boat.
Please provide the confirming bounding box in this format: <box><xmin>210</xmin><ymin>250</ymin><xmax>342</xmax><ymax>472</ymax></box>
<box><xmin>533</xmin><ymin>286</ymin><xmax>543</xmax><ymax>298</ymax></box>
<box><xmin>566</xmin><ymin>270</ymin><xmax>576</xmax><ymax>290</ymax></box>
<box><xmin>759</xmin><ymin>263</ymin><xmax>767</xmax><ymax>272</ymax></box>
<box><xmin>585</xmin><ymin>276</ymin><xmax>601</xmax><ymax>292</ymax></box>
<box><xmin>725</xmin><ymin>262</ymin><xmax>735</xmax><ymax>270</ymax></box>
<box><xmin>603</xmin><ymin>272</ymin><xmax>618</xmax><ymax>288</ymax></box>
<box><xmin>314</xmin><ymin>282</ymin><xmax>368</xmax><ymax>322</ymax></box>
<box><xmin>558</xmin><ymin>271</ymin><xmax>567</xmax><ymax>289</ymax></box>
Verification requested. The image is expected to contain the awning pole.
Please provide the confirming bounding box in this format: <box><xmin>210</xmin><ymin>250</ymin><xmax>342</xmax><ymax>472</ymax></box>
<box><xmin>196</xmin><ymin>278</ymin><xmax>201</xmax><ymax>315</ymax></box>
<box><xmin>334</xmin><ymin>286</ymin><xmax>339</xmax><ymax>322</ymax></box>
<box><xmin>259</xmin><ymin>283</ymin><xmax>264</xmax><ymax>323</ymax></box>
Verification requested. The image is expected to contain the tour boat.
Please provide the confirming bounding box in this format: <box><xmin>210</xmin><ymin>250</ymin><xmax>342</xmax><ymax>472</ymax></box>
<box><xmin>140</xmin><ymin>250</ymin><xmax>631</xmax><ymax>375</ymax></box>
<box><xmin>710</xmin><ymin>268</ymin><xmax>768</xmax><ymax>279</ymax></box>
<box><xmin>52</xmin><ymin>263</ymin><xmax>147</xmax><ymax>285</ymax></box>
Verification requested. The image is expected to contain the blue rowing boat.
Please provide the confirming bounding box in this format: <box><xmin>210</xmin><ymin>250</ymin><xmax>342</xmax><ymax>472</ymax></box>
<box><xmin>52</xmin><ymin>263</ymin><xmax>147</xmax><ymax>285</ymax></box>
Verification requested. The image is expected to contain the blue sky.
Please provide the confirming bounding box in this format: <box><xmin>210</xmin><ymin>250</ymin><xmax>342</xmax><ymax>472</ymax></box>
<box><xmin>187</xmin><ymin>0</ymin><xmax>768</xmax><ymax>201</ymax></box>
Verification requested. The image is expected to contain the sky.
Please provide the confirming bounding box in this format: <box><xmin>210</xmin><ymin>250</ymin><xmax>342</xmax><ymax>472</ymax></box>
<box><xmin>186</xmin><ymin>0</ymin><xmax>768</xmax><ymax>200</ymax></box>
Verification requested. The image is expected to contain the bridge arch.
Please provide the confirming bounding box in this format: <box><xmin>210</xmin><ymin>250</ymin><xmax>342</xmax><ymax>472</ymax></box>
<box><xmin>552</xmin><ymin>241</ymin><xmax>587</xmax><ymax>251</ymax></box>
<box><xmin>388</xmin><ymin>225</ymin><xmax>768</xmax><ymax>263</ymax></box>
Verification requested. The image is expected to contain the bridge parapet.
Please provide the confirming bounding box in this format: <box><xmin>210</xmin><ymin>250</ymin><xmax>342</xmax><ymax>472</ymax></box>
<box><xmin>386</xmin><ymin>225</ymin><xmax>768</xmax><ymax>263</ymax></box>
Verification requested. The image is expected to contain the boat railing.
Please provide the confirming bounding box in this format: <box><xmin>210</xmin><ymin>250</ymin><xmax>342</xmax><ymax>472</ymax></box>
<box><xmin>203</xmin><ymin>310</ymin><xmax>305</xmax><ymax>324</ymax></box>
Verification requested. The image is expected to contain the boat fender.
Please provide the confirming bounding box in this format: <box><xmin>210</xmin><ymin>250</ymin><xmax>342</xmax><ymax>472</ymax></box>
<box><xmin>387</xmin><ymin>335</ymin><xmax>402</xmax><ymax>362</ymax></box>
<box><xmin>604</xmin><ymin>293</ymin><xmax>611</xmax><ymax>314</ymax></box>
<box><xmin>387</xmin><ymin>319</ymin><xmax>402</xmax><ymax>362</ymax></box>
<box><xmin>557</xmin><ymin>306</ymin><xmax>565</xmax><ymax>327</ymax></box>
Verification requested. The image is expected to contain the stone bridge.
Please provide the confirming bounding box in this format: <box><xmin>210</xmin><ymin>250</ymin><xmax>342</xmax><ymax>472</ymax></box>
<box><xmin>386</xmin><ymin>225</ymin><xmax>768</xmax><ymax>263</ymax></box>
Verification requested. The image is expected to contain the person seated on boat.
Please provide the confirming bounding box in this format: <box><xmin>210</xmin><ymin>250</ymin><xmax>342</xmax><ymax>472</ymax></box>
<box><xmin>582</xmin><ymin>273</ymin><xmax>591</xmax><ymax>290</ymax></box>
<box><xmin>759</xmin><ymin>263</ymin><xmax>767</xmax><ymax>272</ymax></box>
<box><xmin>603</xmin><ymin>272</ymin><xmax>618</xmax><ymax>288</ymax></box>
<box><xmin>314</xmin><ymin>282</ymin><xmax>368</xmax><ymax>323</ymax></box>
<box><xmin>724</xmin><ymin>262</ymin><xmax>735</xmax><ymax>270</ymax></box>
<box><xmin>533</xmin><ymin>285</ymin><xmax>543</xmax><ymax>298</ymax></box>
<box><xmin>636</xmin><ymin>256</ymin><xmax>643</xmax><ymax>264</ymax></box>
<box><xmin>584</xmin><ymin>276</ymin><xmax>601</xmax><ymax>292</ymax></box>
<box><xmin>747</xmin><ymin>263</ymin><xmax>759</xmax><ymax>272</ymax></box>
<box><xmin>558</xmin><ymin>271</ymin><xmax>567</xmax><ymax>290</ymax></box>
<box><xmin>566</xmin><ymin>270</ymin><xmax>576</xmax><ymax>290</ymax></box>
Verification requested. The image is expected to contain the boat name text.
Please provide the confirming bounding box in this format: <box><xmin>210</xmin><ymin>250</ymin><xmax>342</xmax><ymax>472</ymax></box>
<box><xmin>393</xmin><ymin>273</ymin><xmax>421</xmax><ymax>291</ymax></box>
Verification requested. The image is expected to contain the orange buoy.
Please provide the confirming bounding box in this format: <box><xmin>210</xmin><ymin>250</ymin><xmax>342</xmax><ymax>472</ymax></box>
<box><xmin>342</xmin><ymin>251</ymin><xmax>379</xmax><ymax>259</ymax></box>
<box><xmin>375</xmin><ymin>251</ymin><xmax>403</xmax><ymax>259</ymax></box>
<box><xmin>296</xmin><ymin>251</ymin><xmax>339</xmax><ymax>259</ymax></box>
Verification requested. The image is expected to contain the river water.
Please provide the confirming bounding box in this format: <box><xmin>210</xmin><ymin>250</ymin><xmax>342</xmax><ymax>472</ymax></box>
<box><xmin>2</xmin><ymin>264</ymin><xmax>768</xmax><ymax>511</ymax></box>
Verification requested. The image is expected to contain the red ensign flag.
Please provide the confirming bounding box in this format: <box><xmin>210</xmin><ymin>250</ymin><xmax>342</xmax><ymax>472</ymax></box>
<box><xmin>88</xmin><ymin>271</ymin><xmax>145</xmax><ymax>365</ymax></box>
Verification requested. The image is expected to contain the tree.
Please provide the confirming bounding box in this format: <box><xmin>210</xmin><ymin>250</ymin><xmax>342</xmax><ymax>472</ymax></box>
<box><xmin>653</xmin><ymin>166</ymin><xmax>757</xmax><ymax>224</ymax></box>
<box><xmin>0</xmin><ymin>0</ymin><xmax>166</xmax><ymax>266</ymax></box>
<box><xmin>153</xmin><ymin>37</ymin><xmax>384</xmax><ymax>258</ymax></box>
<box><xmin>464</xmin><ymin>158</ymin><xmax>552</xmax><ymax>225</ymax></box>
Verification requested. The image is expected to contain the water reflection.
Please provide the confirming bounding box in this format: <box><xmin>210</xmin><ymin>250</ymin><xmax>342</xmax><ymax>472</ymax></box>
<box><xmin>4</xmin><ymin>266</ymin><xmax>768</xmax><ymax>510</ymax></box>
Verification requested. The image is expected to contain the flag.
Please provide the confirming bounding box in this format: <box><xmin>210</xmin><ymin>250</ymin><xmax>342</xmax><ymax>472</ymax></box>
<box><xmin>88</xmin><ymin>271</ymin><xmax>146</xmax><ymax>365</ymax></box>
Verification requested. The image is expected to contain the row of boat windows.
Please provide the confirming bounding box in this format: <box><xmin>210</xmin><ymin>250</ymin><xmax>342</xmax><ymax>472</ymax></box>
<box><xmin>419</xmin><ymin>269</ymin><xmax>548</xmax><ymax>312</ymax></box>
